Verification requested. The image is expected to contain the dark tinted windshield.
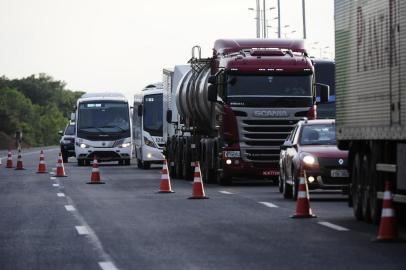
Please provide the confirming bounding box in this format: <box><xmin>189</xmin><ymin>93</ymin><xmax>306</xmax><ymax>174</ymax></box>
<box><xmin>143</xmin><ymin>94</ymin><xmax>163</xmax><ymax>136</ymax></box>
<box><xmin>299</xmin><ymin>124</ymin><xmax>336</xmax><ymax>145</ymax></box>
<box><xmin>227</xmin><ymin>75</ymin><xmax>312</xmax><ymax>97</ymax></box>
<box><xmin>78</xmin><ymin>102</ymin><xmax>129</xmax><ymax>133</ymax></box>
<box><xmin>65</xmin><ymin>125</ymin><xmax>75</xmax><ymax>135</ymax></box>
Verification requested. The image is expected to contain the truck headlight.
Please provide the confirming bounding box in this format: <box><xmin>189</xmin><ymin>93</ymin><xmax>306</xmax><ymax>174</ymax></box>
<box><xmin>144</xmin><ymin>137</ymin><xmax>156</xmax><ymax>148</ymax></box>
<box><xmin>224</xmin><ymin>151</ymin><xmax>240</xmax><ymax>158</ymax></box>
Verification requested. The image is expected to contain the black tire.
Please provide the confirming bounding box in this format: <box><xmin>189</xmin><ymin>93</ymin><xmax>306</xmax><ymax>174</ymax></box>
<box><xmin>143</xmin><ymin>161</ymin><xmax>151</xmax><ymax>169</ymax></box>
<box><xmin>292</xmin><ymin>175</ymin><xmax>299</xmax><ymax>201</ymax></box>
<box><xmin>283</xmin><ymin>176</ymin><xmax>292</xmax><ymax>199</ymax></box>
<box><xmin>351</xmin><ymin>152</ymin><xmax>363</xmax><ymax>220</ymax></box>
<box><xmin>62</xmin><ymin>152</ymin><xmax>68</xmax><ymax>163</ymax></box>
<box><xmin>369</xmin><ymin>143</ymin><xmax>382</xmax><ymax>224</ymax></box>
<box><xmin>124</xmin><ymin>159</ymin><xmax>131</xmax><ymax>166</ymax></box>
<box><xmin>137</xmin><ymin>159</ymin><xmax>144</xmax><ymax>169</ymax></box>
<box><xmin>85</xmin><ymin>160</ymin><xmax>91</xmax><ymax>166</ymax></box>
<box><xmin>175</xmin><ymin>139</ymin><xmax>183</xmax><ymax>179</ymax></box>
<box><xmin>182</xmin><ymin>139</ymin><xmax>193</xmax><ymax>180</ymax></box>
<box><xmin>77</xmin><ymin>159</ymin><xmax>84</xmax><ymax>166</ymax></box>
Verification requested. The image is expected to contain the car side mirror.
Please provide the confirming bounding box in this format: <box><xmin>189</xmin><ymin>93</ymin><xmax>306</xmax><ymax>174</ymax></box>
<box><xmin>166</xmin><ymin>110</ymin><xmax>172</xmax><ymax>123</ymax></box>
<box><xmin>58</xmin><ymin>130</ymin><xmax>63</xmax><ymax>136</ymax></box>
<box><xmin>137</xmin><ymin>105</ymin><xmax>143</xmax><ymax>117</ymax></box>
<box><xmin>315</xmin><ymin>83</ymin><xmax>330</xmax><ymax>103</ymax></box>
<box><xmin>208</xmin><ymin>84</ymin><xmax>217</xmax><ymax>102</ymax></box>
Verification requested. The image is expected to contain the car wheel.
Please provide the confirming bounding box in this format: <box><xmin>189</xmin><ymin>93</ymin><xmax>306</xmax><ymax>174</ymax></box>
<box><xmin>283</xmin><ymin>177</ymin><xmax>292</xmax><ymax>199</ymax></box>
<box><xmin>351</xmin><ymin>152</ymin><xmax>363</xmax><ymax>220</ymax></box>
<box><xmin>124</xmin><ymin>159</ymin><xmax>131</xmax><ymax>166</ymax></box>
<box><xmin>278</xmin><ymin>175</ymin><xmax>284</xmax><ymax>193</ymax></box>
<box><xmin>292</xmin><ymin>176</ymin><xmax>299</xmax><ymax>201</ymax></box>
<box><xmin>62</xmin><ymin>152</ymin><xmax>68</xmax><ymax>163</ymax></box>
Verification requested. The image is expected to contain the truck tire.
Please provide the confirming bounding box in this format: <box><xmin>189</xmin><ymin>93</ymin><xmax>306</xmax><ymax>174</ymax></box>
<box><xmin>167</xmin><ymin>139</ymin><xmax>176</xmax><ymax>178</ymax></box>
<box><xmin>143</xmin><ymin>161</ymin><xmax>151</xmax><ymax>169</ymax></box>
<box><xmin>369</xmin><ymin>143</ymin><xmax>382</xmax><ymax>224</ymax></box>
<box><xmin>204</xmin><ymin>139</ymin><xmax>216</xmax><ymax>184</ymax></box>
<box><xmin>182</xmin><ymin>138</ymin><xmax>193</xmax><ymax>180</ymax></box>
<box><xmin>175</xmin><ymin>138</ymin><xmax>183</xmax><ymax>179</ymax></box>
<box><xmin>351</xmin><ymin>152</ymin><xmax>364</xmax><ymax>220</ymax></box>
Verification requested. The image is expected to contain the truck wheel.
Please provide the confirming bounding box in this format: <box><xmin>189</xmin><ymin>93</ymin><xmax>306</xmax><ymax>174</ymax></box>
<box><xmin>369</xmin><ymin>143</ymin><xmax>382</xmax><ymax>224</ymax></box>
<box><xmin>77</xmin><ymin>159</ymin><xmax>84</xmax><ymax>166</ymax></box>
<box><xmin>351</xmin><ymin>153</ymin><xmax>364</xmax><ymax>220</ymax></box>
<box><xmin>175</xmin><ymin>138</ymin><xmax>183</xmax><ymax>179</ymax></box>
<box><xmin>143</xmin><ymin>161</ymin><xmax>151</xmax><ymax>169</ymax></box>
<box><xmin>182</xmin><ymin>139</ymin><xmax>193</xmax><ymax>180</ymax></box>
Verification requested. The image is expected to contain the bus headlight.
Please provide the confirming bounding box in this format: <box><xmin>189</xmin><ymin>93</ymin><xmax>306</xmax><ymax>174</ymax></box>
<box><xmin>120</xmin><ymin>142</ymin><xmax>131</xmax><ymax>148</ymax></box>
<box><xmin>144</xmin><ymin>137</ymin><xmax>156</xmax><ymax>148</ymax></box>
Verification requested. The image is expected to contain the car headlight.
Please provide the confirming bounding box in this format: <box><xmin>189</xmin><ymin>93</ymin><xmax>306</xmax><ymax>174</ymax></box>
<box><xmin>302</xmin><ymin>154</ymin><xmax>317</xmax><ymax>165</ymax></box>
<box><xmin>144</xmin><ymin>137</ymin><xmax>156</xmax><ymax>148</ymax></box>
<box><xmin>120</xmin><ymin>142</ymin><xmax>131</xmax><ymax>148</ymax></box>
<box><xmin>224</xmin><ymin>151</ymin><xmax>240</xmax><ymax>158</ymax></box>
<box><xmin>80</xmin><ymin>143</ymin><xmax>88</xmax><ymax>149</ymax></box>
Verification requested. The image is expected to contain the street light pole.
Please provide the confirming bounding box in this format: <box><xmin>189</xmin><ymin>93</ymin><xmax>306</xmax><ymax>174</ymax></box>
<box><xmin>256</xmin><ymin>0</ymin><xmax>261</xmax><ymax>38</ymax></box>
<box><xmin>263</xmin><ymin>0</ymin><xmax>266</xmax><ymax>38</ymax></box>
<box><xmin>302</xmin><ymin>0</ymin><xmax>307</xmax><ymax>39</ymax></box>
<box><xmin>277</xmin><ymin>0</ymin><xmax>281</xmax><ymax>38</ymax></box>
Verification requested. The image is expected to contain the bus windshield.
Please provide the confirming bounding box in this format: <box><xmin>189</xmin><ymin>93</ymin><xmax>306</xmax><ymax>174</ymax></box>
<box><xmin>143</xmin><ymin>94</ymin><xmax>163</xmax><ymax>137</ymax></box>
<box><xmin>78</xmin><ymin>101</ymin><xmax>130</xmax><ymax>134</ymax></box>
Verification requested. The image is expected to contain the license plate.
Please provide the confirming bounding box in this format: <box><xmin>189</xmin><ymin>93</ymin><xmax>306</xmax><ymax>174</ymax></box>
<box><xmin>331</xmin><ymin>169</ymin><xmax>349</xmax><ymax>178</ymax></box>
<box><xmin>263</xmin><ymin>170</ymin><xmax>279</xmax><ymax>176</ymax></box>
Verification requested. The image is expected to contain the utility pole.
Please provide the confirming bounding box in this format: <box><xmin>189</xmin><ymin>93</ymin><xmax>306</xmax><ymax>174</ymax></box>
<box><xmin>302</xmin><ymin>0</ymin><xmax>307</xmax><ymax>39</ymax></box>
<box><xmin>263</xmin><ymin>0</ymin><xmax>266</xmax><ymax>38</ymax></box>
<box><xmin>256</xmin><ymin>0</ymin><xmax>261</xmax><ymax>38</ymax></box>
<box><xmin>277</xmin><ymin>0</ymin><xmax>281</xmax><ymax>38</ymax></box>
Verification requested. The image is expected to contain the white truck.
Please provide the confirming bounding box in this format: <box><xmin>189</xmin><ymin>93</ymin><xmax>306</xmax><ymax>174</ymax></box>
<box><xmin>133</xmin><ymin>83</ymin><xmax>164</xmax><ymax>169</ymax></box>
<box><xmin>335</xmin><ymin>0</ymin><xmax>406</xmax><ymax>223</ymax></box>
<box><xmin>74</xmin><ymin>92</ymin><xmax>133</xmax><ymax>166</ymax></box>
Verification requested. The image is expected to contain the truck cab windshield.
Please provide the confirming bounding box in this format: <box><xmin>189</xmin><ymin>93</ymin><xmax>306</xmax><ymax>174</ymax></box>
<box><xmin>227</xmin><ymin>75</ymin><xmax>312</xmax><ymax>97</ymax></box>
<box><xmin>143</xmin><ymin>94</ymin><xmax>163</xmax><ymax>136</ymax></box>
<box><xmin>78</xmin><ymin>102</ymin><xmax>130</xmax><ymax>133</ymax></box>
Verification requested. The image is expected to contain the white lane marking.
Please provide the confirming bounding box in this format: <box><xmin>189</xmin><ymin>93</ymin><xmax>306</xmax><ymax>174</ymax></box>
<box><xmin>259</xmin><ymin>201</ymin><xmax>279</xmax><ymax>208</ymax></box>
<box><xmin>98</xmin><ymin>261</ymin><xmax>119</xmax><ymax>270</ymax></box>
<box><xmin>65</xmin><ymin>205</ymin><xmax>76</xmax><ymax>211</ymax></box>
<box><xmin>50</xmin><ymin>177</ymin><xmax>56</xmax><ymax>180</ymax></box>
<box><xmin>318</xmin><ymin>221</ymin><xmax>349</xmax><ymax>231</ymax></box>
<box><xmin>219</xmin><ymin>191</ymin><xmax>234</xmax><ymax>195</ymax></box>
<box><xmin>52</xmin><ymin>184</ymin><xmax>59</xmax><ymax>187</ymax></box>
<box><xmin>75</xmin><ymin>226</ymin><xmax>90</xmax><ymax>235</ymax></box>
<box><xmin>57</xmin><ymin>193</ymin><xmax>65</xmax><ymax>197</ymax></box>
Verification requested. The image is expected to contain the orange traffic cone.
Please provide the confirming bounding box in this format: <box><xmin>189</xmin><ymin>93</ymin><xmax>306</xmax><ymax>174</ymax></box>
<box><xmin>291</xmin><ymin>171</ymin><xmax>316</xmax><ymax>218</ymax></box>
<box><xmin>37</xmin><ymin>150</ymin><xmax>47</xmax><ymax>173</ymax></box>
<box><xmin>188</xmin><ymin>161</ymin><xmax>208</xmax><ymax>199</ymax></box>
<box><xmin>375</xmin><ymin>181</ymin><xmax>401</xmax><ymax>242</ymax></box>
<box><xmin>6</xmin><ymin>150</ymin><xmax>13</xmax><ymax>168</ymax></box>
<box><xmin>158</xmin><ymin>159</ymin><xmax>174</xmax><ymax>193</ymax></box>
<box><xmin>15</xmin><ymin>149</ymin><xmax>25</xmax><ymax>170</ymax></box>
<box><xmin>55</xmin><ymin>153</ymin><xmax>67</xmax><ymax>177</ymax></box>
<box><xmin>87</xmin><ymin>156</ymin><xmax>104</xmax><ymax>184</ymax></box>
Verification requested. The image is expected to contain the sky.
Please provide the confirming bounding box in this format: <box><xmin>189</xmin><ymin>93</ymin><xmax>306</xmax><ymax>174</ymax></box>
<box><xmin>0</xmin><ymin>0</ymin><xmax>334</xmax><ymax>102</ymax></box>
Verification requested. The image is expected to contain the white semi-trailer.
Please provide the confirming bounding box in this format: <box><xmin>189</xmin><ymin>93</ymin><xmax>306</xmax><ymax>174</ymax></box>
<box><xmin>74</xmin><ymin>92</ymin><xmax>133</xmax><ymax>166</ymax></box>
<box><xmin>133</xmin><ymin>83</ymin><xmax>164</xmax><ymax>169</ymax></box>
<box><xmin>335</xmin><ymin>0</ymin><xmax>406</xmax><ymax>223</ymax></box>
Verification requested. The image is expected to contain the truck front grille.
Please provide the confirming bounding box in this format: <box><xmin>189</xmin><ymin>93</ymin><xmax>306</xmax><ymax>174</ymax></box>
<box><xmin>238</xmin><ymin>118</ymin><xmax>299</xmax><ymax>163</ymax></box>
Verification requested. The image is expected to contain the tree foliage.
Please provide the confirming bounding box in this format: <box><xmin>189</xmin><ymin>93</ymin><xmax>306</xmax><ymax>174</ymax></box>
<box><xmin>0</xmin><ymin>74</ymin><xmax>84</xmax><ymax>147</ymax></box>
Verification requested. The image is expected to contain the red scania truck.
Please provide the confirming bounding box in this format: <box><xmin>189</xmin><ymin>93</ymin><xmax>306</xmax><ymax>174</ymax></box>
<box><xmin>163</xmin><ymin>39</ymin><xmax>329</xmax><ymax>185</ymax></box>
<box><xmin>335</xmin><ymin>0</ymin><xmax>406</xmax><ymax>223</ymax></box>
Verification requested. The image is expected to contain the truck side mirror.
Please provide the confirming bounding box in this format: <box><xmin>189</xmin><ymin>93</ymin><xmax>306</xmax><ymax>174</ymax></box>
<box><xmin>208</xmin><ymin>75</ymin><xmax>217</xmax><ymax>84</ymax></box>
<box><xmin>315</xmin><ymin>83</ymin><xmax>330</xmax><ymax>103</ymax></box>
<box><xmin>137</xmin><ymin>104</ymin><xmax>143</xmax><ymax>117</ymax></box>
<box><xmin>207</xmin><ymin>84</ymin><xmax>217</xmax><ymax>102</ymax></box>
<box><xmin>166</xmin><ymin>110</ymin><xmax>172</xmax><ymax>123</ymax></box>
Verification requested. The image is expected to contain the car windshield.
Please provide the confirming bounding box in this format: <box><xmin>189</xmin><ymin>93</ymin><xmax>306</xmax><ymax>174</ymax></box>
<box><xmin>78</xmin><ymin>102</ymin><xmax>130</xmax><ymax>133</ymax></box>
<box><xmin>143</xmin><ymin>94</ymin><xmax>163</xmax><ymax>136</ymax></box>
<box><xmin>227</xmin><ymin>75</ymin><xmax>312</xmax><ymax>97</ymax></box>
<box><xmin>65</xmin><ymin>125</ymin><xmax>75</xmax><ymax>135</ymax></box>
<box><xmin>299</xmin><ymin>124</ymin><xmax>336</xmax><ymax>145</ymax></box>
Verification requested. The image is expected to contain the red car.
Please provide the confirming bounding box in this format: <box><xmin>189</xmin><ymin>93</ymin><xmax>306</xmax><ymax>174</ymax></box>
<box><xmin>279</xmin><ymin>119</ymin><xmax>349</xmax><ymax>199</ymax></box>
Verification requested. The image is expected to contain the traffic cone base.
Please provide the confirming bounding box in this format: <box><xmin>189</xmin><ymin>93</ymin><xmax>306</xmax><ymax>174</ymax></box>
<box><xmin>158</xmin><ymin>160</ymin><xmax>175</xmax><ymax>193</ymax></box>
<box><xmin>188</xmin><ymin>161</ymin><xmax>209</xmax><ymax>199</ymax></box>
<box><xmin>6</xmin><ymin>151</ymin><xmax>13</xmax><ymax>168</ymax></box>
<box><xmin>374</xmin><ymin>181</ymin><xmax>402</xmax><ymax>243</ymax></box>
<box><xmin>291</xmin><ymin>174</ymin><xmax>316</xmax><ymax>219</ymax></box>
<box><xmin>87</xmin><ymin>157</ymin><xmax>104</xmax><ymax>184</ymax></box>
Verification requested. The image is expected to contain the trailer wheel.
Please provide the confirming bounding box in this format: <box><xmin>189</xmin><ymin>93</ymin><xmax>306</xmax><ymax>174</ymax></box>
<box><xmin>369</xmin><ymin>143</ymin><xmax>382</xmax><ymax>224</ymax></box>
<box><xmin>361</xmin><ymin>153</ymin><xmax>371</xmax><ymax>222</ymax></box>
<box><xmin>175</xmin><ymin>138</ymin><xmax>183</xmax><ymax>179</ymax></box>
<box><xmin>182</xmin><ymin>138</ymin><xmax>193</xmax><ymax>180</ymax></box>
<box><xmin>351</xmin><ymin>152</ymin><xmax>363</xmax><ymax>220</ymax></box>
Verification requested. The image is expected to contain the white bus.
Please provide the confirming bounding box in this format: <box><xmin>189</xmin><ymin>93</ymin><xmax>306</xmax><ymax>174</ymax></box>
<box><xmin>74</xmin><ymin>92</ymin><xmax>133</xmax><ymax>166</ymax></box>
<box><xmin>133</xmin><ymin>83</ymin><xmax>164</xmax><ymax>169</ymax></box>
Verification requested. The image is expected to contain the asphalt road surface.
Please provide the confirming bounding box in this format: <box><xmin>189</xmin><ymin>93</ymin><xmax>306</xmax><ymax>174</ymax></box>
<box><xmin>0</xmin><ymin>148</ymin><xmax>405</xmax><ymax>270</ymax></box>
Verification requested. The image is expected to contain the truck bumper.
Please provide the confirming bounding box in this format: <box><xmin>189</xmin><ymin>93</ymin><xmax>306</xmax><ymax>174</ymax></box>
<box><xmin>222</xmin><ymin>158</ymin><xmax>279</xmax><ymax>179</ymax></box>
